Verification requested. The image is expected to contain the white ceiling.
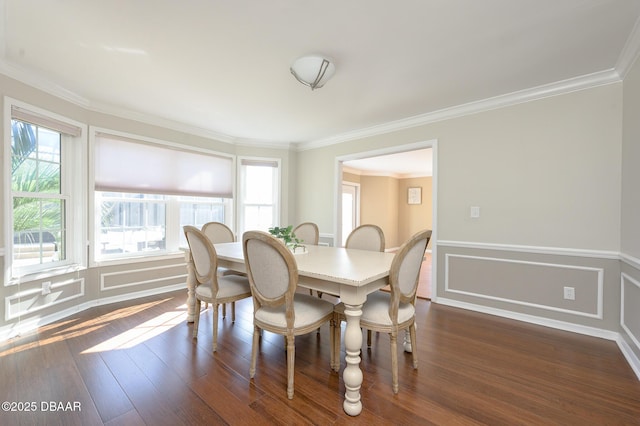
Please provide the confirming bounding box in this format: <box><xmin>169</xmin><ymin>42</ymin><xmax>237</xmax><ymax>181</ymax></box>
<box><xmin>1</xmin><ymin>0</ymin><xmax>640</xmax><ymax>149</ymax></box>
<box><xmin>343</xmin><ymin>149</ymin><xmax>433</xmax><ymax>178</ymax></box>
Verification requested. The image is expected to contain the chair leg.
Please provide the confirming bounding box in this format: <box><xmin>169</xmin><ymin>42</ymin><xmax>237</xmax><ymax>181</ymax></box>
<box><xmin>286</xmin><ymin>334</ymin><xmax>295</xmax><ymax>399</ymax></box>
<box><xmin>222</xmin><ymin>303</ymin><xmax>226</xmax><ymax>319</ymax></box>
<box><xmin>193</xmin><ymin>299</ymin><xmax>202</xmax><ymax>338</ymax></box>
<box><xmin>409</xmin><ymin>324</ymin><xmax>418</xmax><ymax>369</ymax></box>
<box><xmin>250</xmin><ymin>325</ymin><xmax>259</xmax><ymax>378</ymax></box>
<box><xmin>212</xmin><ymin>303</ymin><xmax>219</xmax><ymax>352</ymax></box>
<box><xmin>231</xmin><ymin>302</ymin><xmax>236</xmax><ymax>322</ymax></box>
<box><xmin>367</xmin><ymin>329</ymin><xmax>372</xmax><ymax>347</ymax></box>
<box><xmin>390</xmin><ymin>332</ymin><xmax>399</xmax><ymax>394</ymax></box>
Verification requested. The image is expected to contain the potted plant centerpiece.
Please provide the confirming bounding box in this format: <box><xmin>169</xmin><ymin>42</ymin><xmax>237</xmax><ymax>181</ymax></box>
<box><xmin>268</xmin><ymin>225</ymin><xmax>307</xmax><ymax>254</ymax></box>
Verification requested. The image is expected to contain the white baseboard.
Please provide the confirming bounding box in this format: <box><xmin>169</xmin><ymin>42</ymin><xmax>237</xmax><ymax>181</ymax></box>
<box><xmin>617</xmin><ymin>335</ymin><xmax>640</xmax><ymax>381</ymax></box>
<box><xmin>0</xmin><ymin>283</ymin><xmax>185</xmax><ymax>342</ymax></box>
<box><xmin>435</xmin><ymin>297</ymin><xmax>619</xmax><ymax>341</ymax></box>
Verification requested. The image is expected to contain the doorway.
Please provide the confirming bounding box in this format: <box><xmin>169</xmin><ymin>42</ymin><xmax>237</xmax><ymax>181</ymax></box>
<box><xmin>335</xmin><ymin>140</ymin><xmax>437</xmax><ymax>300</ymax></box>
<box><xmin>341</xmin><ymin>183</ymin><xmax>360</xmax><ymax>246</ymax></box>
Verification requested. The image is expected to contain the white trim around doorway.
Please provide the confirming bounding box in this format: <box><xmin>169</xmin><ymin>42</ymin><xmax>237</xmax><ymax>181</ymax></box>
<box><xmin>334</xmin><ymin>139</ymin><xmax>438</xmax><ymax>300</ymax></box>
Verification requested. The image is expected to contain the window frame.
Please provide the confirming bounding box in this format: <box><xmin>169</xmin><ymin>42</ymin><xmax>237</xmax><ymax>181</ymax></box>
<box><xmin>4</xmin><ymin>97</ymin><xmax>87</xmax><ymax>284</ymax></box>
<box><xmin>237</xmin><ymin>156</ymin><xmax>281</xmax><ymax>236</ymax></box>
<box><xmin>88</xmin><ymin>127</ymin><xmax>235</xmax><ymax>266</ymax></box>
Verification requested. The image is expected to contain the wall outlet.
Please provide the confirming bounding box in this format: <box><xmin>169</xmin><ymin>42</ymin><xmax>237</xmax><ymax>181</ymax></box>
<box><xmin>563</xmin><ymin>286</ymin><xmax>575</xmax><ymax>300</ymax></box>
<box><xmin>42</xmin><ymin>281</ymin><xmax>52</xmax><ymax>295</ymax></box>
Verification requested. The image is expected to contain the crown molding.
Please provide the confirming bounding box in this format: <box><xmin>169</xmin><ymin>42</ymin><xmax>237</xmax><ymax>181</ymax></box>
<box><xmin>0</xmin><ymin>58</ymin><xmax>238</xmax><ymax>145</ymax></box>
<box><xmin>295</xmin><ymin>69</ymin><xmax>621</xmax><ymax>152</ymax></box>
<box><xmin>0</xmin><ymin>59</ymin><xmax>623</xmax><ymax>152</ymax></box>
<box><xmin>0</xmin><ymin>60</ymin><xmax>91</xmax><ymax>107</ymax></box>
<box><xmin>616</xmin><ymin>15</ymin><xmax>640</xmax><ymax>79</ymax></box>
<box><xmin>233</xmin><ymin>137</ymin><xmax>293</xmax><ymax>150</ymax></box>
<box><xmin>87</xmin><ymin>100</ymin><xmax>237</xmax><ymax>144</ymax></box>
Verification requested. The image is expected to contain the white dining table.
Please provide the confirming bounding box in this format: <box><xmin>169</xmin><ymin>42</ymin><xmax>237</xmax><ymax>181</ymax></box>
<box><xmin>184</xmin><ymin>242</ymin><xmax>395</xmax><ymax>416</ymax></box>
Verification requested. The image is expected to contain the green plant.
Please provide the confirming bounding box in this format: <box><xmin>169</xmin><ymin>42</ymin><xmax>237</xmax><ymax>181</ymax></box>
<box><xmin>11</xmin><ymin>120</ymin><xmax>62</xmax><ymax>234</ymax></box>
<box><xmin>268</xmin><ymin>225</ymin><xmax>305</xmax><ymax>251</ymax></box>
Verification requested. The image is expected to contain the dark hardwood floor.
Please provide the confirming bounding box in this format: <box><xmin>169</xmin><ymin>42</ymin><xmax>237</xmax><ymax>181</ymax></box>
<box><xmin>1</xmin><ymin>289</ymin><xmax>639</xmax><ymax>425</ymax></box>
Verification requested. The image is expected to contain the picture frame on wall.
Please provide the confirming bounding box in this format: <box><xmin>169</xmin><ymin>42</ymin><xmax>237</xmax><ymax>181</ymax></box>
<box><xmin>408</xmin><ymin>187</ymin><xmax>422</xmax><ymax>205</ymax></box>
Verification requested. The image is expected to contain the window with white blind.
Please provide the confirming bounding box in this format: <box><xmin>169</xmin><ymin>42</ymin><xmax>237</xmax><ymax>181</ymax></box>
<box><xmin>5</xmin><ymin>99</ymin><xmax>87</xmax><ymax>281</ymax></box>
<box><xmin>92</xmin><ymin>130</ymin><xmax>234</xmax><ymax>261</ymax></box>
<box><xmin>237</xmin><ymin>158</ymin><xmax>280</xmax><ymax>236</ymax></box>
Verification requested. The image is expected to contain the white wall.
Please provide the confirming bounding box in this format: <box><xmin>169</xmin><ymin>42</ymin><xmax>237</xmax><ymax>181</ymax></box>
<box><xmin>298</xmin><ymin>84</ymin><xmax>622</xmax><ymax>251</ymax></box>
<box><xmin>296</xmin><ymin>83</ymin><xmax>624</xmax><ymax>333</ymax></box>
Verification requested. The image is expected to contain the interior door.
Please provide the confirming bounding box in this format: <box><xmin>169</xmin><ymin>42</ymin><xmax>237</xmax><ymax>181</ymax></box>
<box><xmin>341</xmin><ymin>183</ymin><xmax>359</xmax><ymax>246</ymax></box>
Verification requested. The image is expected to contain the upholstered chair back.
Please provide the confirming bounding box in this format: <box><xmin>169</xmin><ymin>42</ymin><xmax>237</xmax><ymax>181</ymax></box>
<box><xmin>345</xmin><ymin>224</ymin><xmax>385</xmax><ymax>252</ymax></box>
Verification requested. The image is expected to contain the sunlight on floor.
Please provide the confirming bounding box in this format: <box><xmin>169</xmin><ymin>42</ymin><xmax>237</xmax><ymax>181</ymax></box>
<box><xmin>0</xmin><ymin>299</ymin><xmax>176</xmax><ymax>358</ymax></box>
<box><xmin>82</xmin><ymin>305</ymin><xmax>187</xmax><ymax>353</ymax></box>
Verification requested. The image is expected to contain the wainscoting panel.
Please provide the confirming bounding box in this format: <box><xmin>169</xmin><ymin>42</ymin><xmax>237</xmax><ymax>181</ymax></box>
<box><xmin>100</xmin><ymin>262</ymin><xmax>187</xmax><ymax>292</ymax></box>
<box><xmin>5</xmin><ymin>278</ymin><xmax>84</xmax><ymax>320</ymax></box>
<box><xmin>621</xmin><ymin>273</ymin><xmax>640</xmax><ymax>351</ymax></box>
<box><xmin>445</xmin><ymin>253</ymin><xmax>603</xmax><ymax>318</ymax></box>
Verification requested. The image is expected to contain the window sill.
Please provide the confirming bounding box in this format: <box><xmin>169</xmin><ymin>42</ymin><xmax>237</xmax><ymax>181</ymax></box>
<box><xmin>7</xmin><ymin>264</ymin><xmax>87</xmax><ymax>286</ymax></box>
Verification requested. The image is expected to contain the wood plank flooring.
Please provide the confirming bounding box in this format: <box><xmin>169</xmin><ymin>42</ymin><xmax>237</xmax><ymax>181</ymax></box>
<box><xmin>1</xmin><ymin>289</ymin><xmax>639</xmax><ymax>425</ymax></box>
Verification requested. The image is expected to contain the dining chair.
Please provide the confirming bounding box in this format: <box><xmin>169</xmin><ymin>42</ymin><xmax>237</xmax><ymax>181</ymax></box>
<box><xmin>201</xmin><ymin>221</ymin><xmax>246</xmax><ymax>315</ymax></box>
<box><xmin>293</xmin><ymin>222</ymin><xmax>321</xmax><ymax>297</ymax></box>
<box><xmin>243</xmin><ymin>230</ymin><xmax>336</xmax><ymax>399</ymax></box>
<box><xmin>333</xmin><ymin>229</ymin><xmax>432</xmax><ymax>394</ymax></box>
<box><xmin>314</xmin><ymin>224</ymin><xmax>386</xmax><ymax>305</ymax></box>
<box><xmin>345</xmin><ymin>224</ymin><xmax>387</xmax><ymax>338</ymax></box>
<box><xmin>201</xmin><ymin>222</ymin><xmax>244</xmax><ymax>274</ymax></box>
<box><xmin>292</xmin><ymin>222</ymin><xmax>319</xmax><ymax>245</ymax></box>
<box><xmin>345</xmin><ymin>224</ymin><xmax>385</xmax><ymax>252</ymax></box>
<box><xmin>184</xmin><ymin>226</ymin><xmax>252</xmax><ymax>352</ymax></box>
<box><xmin>202</xmin><ymin>221</ymin><xmax>235</xmax><ymax>245</ymax></box>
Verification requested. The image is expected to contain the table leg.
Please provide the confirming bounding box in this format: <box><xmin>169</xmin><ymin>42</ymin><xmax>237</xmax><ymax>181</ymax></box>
<box><xmin>342</xmin><ymin>303</ymin><xmax>363</xmax><ymax>416</ymax></box>
<box><xmin>185</xmin><ymin>251</ymin><xmax>196</xmax><ymax>323</ymax></box>
<box><xmin>403</xmin><ymin>328</ymin><xmax>413</xmax><ymax>352</ymax></box>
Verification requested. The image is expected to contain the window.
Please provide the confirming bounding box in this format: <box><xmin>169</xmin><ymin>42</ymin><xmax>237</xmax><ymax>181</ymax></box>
<box><xmin>178</xmin><ymin>196</ymin><xmax>227</xmax><ymax>247</ymax></box>
<box><xmin>96</xmin><ymin>193</ymin><xmax>229</xmax><ymax>258</ymax></box>
<box><xmin>238</xmin><ymin>158</ymin><xmax>280</xmax><ymax>235</ymax></box>
<box><xmin>91</xmin><ymin>130</ymin><xmax>233</xmax><ymax>262</ymax></box>
<box><xmin>96</xmin><ymin>192</ymin><xmax>166</xmax><ymax>257</ymax></box>
<box><xmin>5</xmin><ymin>99</ymin><xmax>86</xmax><ymax>280</ymax></box>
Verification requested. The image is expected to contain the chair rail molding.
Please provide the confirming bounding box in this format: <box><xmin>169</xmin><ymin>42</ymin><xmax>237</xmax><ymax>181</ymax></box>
<box><xmin>437</xmin><ymin>240</ymin><xmax>620</xmax><ymax>259</ymax></box>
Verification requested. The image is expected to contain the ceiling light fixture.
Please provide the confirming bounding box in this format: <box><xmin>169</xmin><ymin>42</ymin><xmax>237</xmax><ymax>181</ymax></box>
<box><xmin>290</xmin><ymin>55</ymin><xmax>336</xmax><ymax>90</ymax></box>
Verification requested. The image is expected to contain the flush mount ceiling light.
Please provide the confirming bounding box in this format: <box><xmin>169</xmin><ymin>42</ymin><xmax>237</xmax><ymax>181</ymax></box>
<box><xmin>290</xmin><ymin>55</ymin><xmax>336</xmax><ymax>90</ymax></box>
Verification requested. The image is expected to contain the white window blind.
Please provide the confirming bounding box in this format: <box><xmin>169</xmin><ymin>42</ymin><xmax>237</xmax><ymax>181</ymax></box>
<box><xmin>94</xmin><ymin>133</ymin><xmax>233</xmax><ymax>198</ymax></box>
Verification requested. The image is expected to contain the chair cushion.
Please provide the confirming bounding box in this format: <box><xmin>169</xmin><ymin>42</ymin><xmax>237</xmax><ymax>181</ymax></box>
<box><xmin>255</xmin><ymin>293</ymin><xmax>334</xmax><ymax>329</ymax></box>
<box><xmin>195</xmin><ymin>275</ymin><xmax>251</xmax><ymax>300</ymax></box>
<box><xmin>336</xmin><ymin>292</ymin><xmax>415</xmax><ymax>326</ymax></box>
